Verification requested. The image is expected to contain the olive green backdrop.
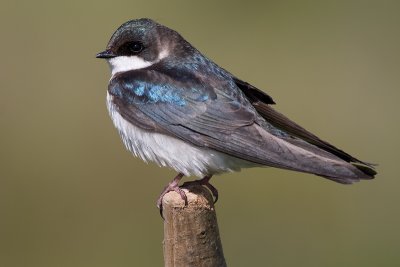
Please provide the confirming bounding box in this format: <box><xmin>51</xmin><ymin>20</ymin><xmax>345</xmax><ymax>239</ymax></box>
<box><xmin>1</xmin><ymin>1</ymin><xmax>399</xmax><ymax>266</ymax></box>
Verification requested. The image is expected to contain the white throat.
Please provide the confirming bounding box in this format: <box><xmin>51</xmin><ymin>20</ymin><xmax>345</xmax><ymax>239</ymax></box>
<box><xmin>107</xmin><ymin>49</ymin><xmax>169</xmax><ymax>76</ymax></box>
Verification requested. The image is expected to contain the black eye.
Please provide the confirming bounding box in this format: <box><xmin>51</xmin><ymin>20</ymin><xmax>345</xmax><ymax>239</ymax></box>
<box><xmin>128</xmin><ymin>42</ymin><xmax>144</xmax><ymax>53</ymax></box>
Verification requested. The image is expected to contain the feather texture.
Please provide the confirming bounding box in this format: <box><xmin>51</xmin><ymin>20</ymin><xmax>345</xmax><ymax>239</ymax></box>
<box><xmin>107</xmin><ymin>62</ymin><xmax>375</xmax><ymax>183</ymax></box>
<box><xmin>107</xmin><ymin>93</ymin><xmax>258</xmax><ymax>177</ymax></box>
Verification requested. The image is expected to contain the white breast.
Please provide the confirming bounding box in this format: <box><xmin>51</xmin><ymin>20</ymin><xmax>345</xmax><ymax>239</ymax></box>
<box><xmin>106</xmin><ymin>93</ymin><xmax>256</xmax><ymax>177</ymax></box>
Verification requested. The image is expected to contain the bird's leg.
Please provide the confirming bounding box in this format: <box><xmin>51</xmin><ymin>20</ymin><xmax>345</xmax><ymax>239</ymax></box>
<box><xmin>156</xmin><ymin>172</ymin><xmax>187</xmax><ymax>213</ymax></box>
<box><xmin>182</xmin><ymin>175</ymin><xmax>218</xmax><ymax>204</ymax></box>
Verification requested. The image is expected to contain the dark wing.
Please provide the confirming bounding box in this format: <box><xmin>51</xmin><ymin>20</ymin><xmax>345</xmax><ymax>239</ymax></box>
<box><xmin>109</xmin><ymin>67</ymin><xmax>375</xmax><ymax>182</ymax></box>
<box><xmin>109</xmin><ymin>68</ymin><xmax>256</xmax><ymax>138</ymax></box>
<box><xmin>233</xmin><ymin>77</ymin><xmax>377</xmax><ymax>175</ymax></box>
<box><xmin>234</xmin><ymin>78</ymin><xmax>276</xmax><ymax>104</ymax></box>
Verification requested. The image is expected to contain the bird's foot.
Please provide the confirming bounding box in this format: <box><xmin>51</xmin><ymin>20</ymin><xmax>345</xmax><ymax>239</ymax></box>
<box><xmin>182</xmin><ymin>175</ymin><xmax>218</xmax><ymax>204</ymax></box>
<box><xmin>157</xmin><ymin>173</ymin><xmax>186</xmax><ymax>218</ymax></box>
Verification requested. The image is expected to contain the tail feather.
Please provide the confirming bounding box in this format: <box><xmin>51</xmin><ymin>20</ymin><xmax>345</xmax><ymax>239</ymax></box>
<box><xmin>315</xmin><ymin>161</ymin><xmax>376</xmax><ymax>185</ymax></box>
<box><xmin>352</xmin><ymin>163</ymin><xmax>377</xmax><ymax>178</ymax></box>
<box><xmin>233</xmin><ymin>78</ymin><xmax>377</xmax><ymax>183</ymax></box>
<box><xmin>253</xmin><ymin>102</ymin><xmax>375</xmax><ymax>167</ymax></box>
<box><xmin>320</xmin><ymin>176</ymin><xmax>357</xmax><ymax>184</ymax></box>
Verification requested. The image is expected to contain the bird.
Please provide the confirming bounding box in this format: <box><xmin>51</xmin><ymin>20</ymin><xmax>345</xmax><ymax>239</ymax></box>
<box><xmin>96</xmin><ymin>18</ymin><xmax>376</xmax><ymax>210</ymax></box>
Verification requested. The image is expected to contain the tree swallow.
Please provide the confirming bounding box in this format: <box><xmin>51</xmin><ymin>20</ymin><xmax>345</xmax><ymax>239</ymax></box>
<box><xmin>96</xmin><ymin>18</ymin><xmax>376</xmax><ymax>209</ymax></box>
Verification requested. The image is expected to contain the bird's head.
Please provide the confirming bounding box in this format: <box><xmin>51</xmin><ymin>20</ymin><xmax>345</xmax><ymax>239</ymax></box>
<box><xmin>96</xmin><ymin>18</ymin><xmax>194</xmax><ymax>75</ymax></box>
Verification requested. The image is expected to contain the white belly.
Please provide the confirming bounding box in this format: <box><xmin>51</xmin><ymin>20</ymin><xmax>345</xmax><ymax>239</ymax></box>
<box><xmin>107</xmin><ymin>93</ymin><xmax>256</xmax><ymax>177</ymax></box>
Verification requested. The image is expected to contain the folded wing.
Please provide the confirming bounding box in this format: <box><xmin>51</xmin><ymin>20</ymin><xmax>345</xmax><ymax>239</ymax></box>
<box><xmin>109</xmin><ymin>66</ymin><xmax>376</xmax><ymax>183</ymax></box>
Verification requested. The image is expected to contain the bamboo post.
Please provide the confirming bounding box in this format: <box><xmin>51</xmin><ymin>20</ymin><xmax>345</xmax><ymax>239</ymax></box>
<box><xmin>162</xmin><ymin>184</ymin><xmax>227</xmax><ymax>267</ymax></box>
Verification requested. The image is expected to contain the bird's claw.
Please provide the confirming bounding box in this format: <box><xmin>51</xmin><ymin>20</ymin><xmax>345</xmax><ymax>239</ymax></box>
<box><xmin>182</xmin><ymin>175</ymin><xmax>218</xmax><ymax>204</ymax></box>
<box><xmin>157</xmin><ymin>173</ymin><xmax>186</xmax><ymax>219</ymax></box>
<box><xmin>157</xmin><ymin>174</ymin><xmax>218</xmax><ymax>219</ymax></box>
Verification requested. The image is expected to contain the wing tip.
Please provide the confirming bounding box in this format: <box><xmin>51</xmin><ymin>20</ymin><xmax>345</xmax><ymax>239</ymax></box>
<box><xmin>319</xmin><ymin>163</ymin><xmax>376</xmax><ymax>185</ymax></box>
<box><xmin>352</xmin><ymin>163</ymin><xmax>377</xmax><ymax>178</ymax></box>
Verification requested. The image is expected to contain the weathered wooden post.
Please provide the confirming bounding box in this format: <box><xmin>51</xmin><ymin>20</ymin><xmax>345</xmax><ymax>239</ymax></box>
<box><xmin>162</xmin><ymin>184</ymin><xmax>227</xmax><ymax>267</ymax></box>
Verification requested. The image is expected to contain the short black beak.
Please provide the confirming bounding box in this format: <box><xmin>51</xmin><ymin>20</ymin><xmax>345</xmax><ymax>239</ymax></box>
<box><xmin>96</xmin><ymin>49</ymin><xmax>116</xmax><ymax>59</ymax></box>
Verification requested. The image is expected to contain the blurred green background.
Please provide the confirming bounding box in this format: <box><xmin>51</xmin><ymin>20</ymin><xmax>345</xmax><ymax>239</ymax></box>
<box><xmin>1</xmin><ymin>0</ymin><xmax>399</xmax><ymax>266</ymax></box>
